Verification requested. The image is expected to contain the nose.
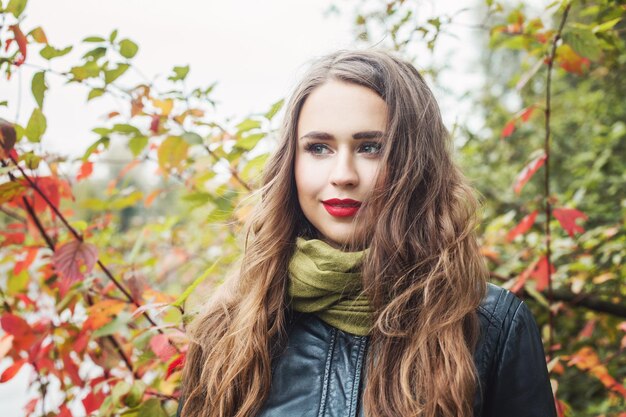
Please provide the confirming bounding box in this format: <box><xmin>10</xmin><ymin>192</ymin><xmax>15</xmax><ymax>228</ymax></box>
<box><xmin>329</xmin><ymin>151</ymin><xmax>358</xmax><ymax>187</ymax></box>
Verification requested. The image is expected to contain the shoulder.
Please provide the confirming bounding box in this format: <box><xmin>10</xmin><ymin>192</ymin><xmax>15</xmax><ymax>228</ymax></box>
<box><xmin>474</xmin><ymin>283</ymin><xmax>542</xmax><ymax>376</ymax></box>
<box><xmin>477</xmin><ymin>282</ymin><xmax>532</xmax><ymax>332</ymax></box>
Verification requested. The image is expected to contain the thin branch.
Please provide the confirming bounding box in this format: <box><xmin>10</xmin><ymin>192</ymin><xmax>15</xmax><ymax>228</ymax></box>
<box><xmin>203</xmin><ymin>145</ymin><xmax>252</xmax><ymax>192</ymax></box>
<box><xmin>489</xmin><ymin>272</ymin><xmax>626</xmax><ymax>318</ymax></box>
<box><xmin>2</xmin><ymin>157</ymin><xmax>180</xmax><ymax>354</ymax></box>
<box><xmin>544</xmin><ymin>2</ymin><xmax>572</xmax><ymax>357</ymax></box>
<box><xmin>0</xmin><ymin>205</ymin><xmax>26</xmax><ymax>222</ymax></box>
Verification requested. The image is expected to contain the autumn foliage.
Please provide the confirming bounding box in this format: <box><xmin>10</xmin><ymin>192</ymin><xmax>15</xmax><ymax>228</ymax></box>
<box><xmin>1</xmin><ymin>0</ymin><xmax>626</xmax><ymax>416</ymax></box>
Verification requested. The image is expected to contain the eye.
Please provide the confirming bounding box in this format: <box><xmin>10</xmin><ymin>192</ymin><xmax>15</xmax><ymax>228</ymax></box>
<box><xmin>304</xmin><ymin>143</ymin><xmax>331</xmax><ymax>155</ymax></box>
<box><xmin>359</xmin><ymin>142</ymin><xmax>383</xmax><ymax>154</ymax></box>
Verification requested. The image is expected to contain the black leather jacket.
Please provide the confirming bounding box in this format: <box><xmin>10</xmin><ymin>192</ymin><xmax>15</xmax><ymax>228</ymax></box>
<box><xmin>180</xmin><ymin>283</ymin><xmax>557</xmax><ymax>417</ymax></box>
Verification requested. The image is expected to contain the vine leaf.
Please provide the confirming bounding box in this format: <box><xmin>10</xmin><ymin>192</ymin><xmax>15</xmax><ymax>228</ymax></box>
<box><xmin>166</xmin><ymin>352</ymin><xmax>186</xmax><ymax>380</ymax></box>
<box><xmin>0</xmin><ymin>358</ymin><xmax>27</xmax><ymax>383</ymax></box>
<box><xmin>513</xmin><ymin>153</ymin><xmax>546</xmax><ymax>194</ymax></box>
<box><xmin>76</xmin><ymin>161</ymin><xmax>94</xmax><ymax>181</ymax></box>
<box><xmin>9</xmin><ymin>25</ymin><xmax>27</xmax><ymax>66</ymax></box>
<box><xmin>149</xmin><ymin>334</ymin><xmax>176</xmax><ymax>362</ymax></box>
<box><xmin>507</xmin><ymin>210</ymin><xmax>539</xmax><ymax>242</ymax></box>
<box><xmin>553</xmin><ymin>207</ymin><xmax>588</xmax><ymax>238</ymax></box>
<box><xmin>53</xmin><ymin>240</ymin><xmax>98</xmax><ymax>284</ymax></box>
<box><xmin>530</xmin><ymin>255</ymin><xmax>555</xmax><ymax>292</ymax></box>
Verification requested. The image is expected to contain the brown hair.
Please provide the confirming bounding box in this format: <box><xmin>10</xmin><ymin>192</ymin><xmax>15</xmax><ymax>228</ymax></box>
<box><xmin>180</xmin><ymin>48</ymin><xmax>488</xmax><ymax>417</ymax></box>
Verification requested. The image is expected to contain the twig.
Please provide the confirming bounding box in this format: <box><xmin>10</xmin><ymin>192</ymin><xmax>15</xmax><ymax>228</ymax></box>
<box><xmin>203</xmin><ymin>145</ymin><xmax>252</xmax><ymax>192</ymax></box>
<box><xmin>544</xmin><ymin>2</ymin><xmax>572</xmax><ymax>357</ymax></box>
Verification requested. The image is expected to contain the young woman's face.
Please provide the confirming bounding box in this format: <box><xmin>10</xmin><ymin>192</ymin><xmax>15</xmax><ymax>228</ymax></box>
<box><xmin>295</xmin><ymin>79</ymin><xmax>388</xmax><ymax>248</ymax></box>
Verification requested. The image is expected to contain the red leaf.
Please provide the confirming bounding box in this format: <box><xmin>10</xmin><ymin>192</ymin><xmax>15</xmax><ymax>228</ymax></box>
<box><xmin>511</xmin><ymin>258</ymin><xmax>538</xmax><ymax>294</ymax></box>
<box><xmin>150</xmin><ymin>114</ymin><xmax>160</xmax><ymax>134</ymax></box>
<box><xmin>24</xmin><ymin>398</ymin><xmax>37</xmax><ymax>416</ymax></box>
<box><xmin>58</xmin><ymin>404</ymin><xmax>73</xmax><ymax>417</ymax></box>
<box><xmin>62</xmin><ymin>353</ymin><xmax>83</xmax><ymax>386</ymax></box>
<box><xmin>52</xmin><ymin>240</ymin><xmax>99</xmax><ymax>283</ymax></box>
<box><xmin>0</xmin><ymin>359</ymin><xmax>27</xmax><ymax>382</ymax></box>
<box><xmin>513</xmin><ymin>153</ymin><xmax>546</xmax><ymax>194</ymax></box>
<box><xmin>166</xmin><ymin>352</ymin><xmax>186</xmax><ymax>380</ymax></box>
<box><xmin>552</xmin><ymin>207</ymin><xmax>588</xmax><ymax>238</ymax></box>
<box><xmin>14</xmin><ymin>247</ymin><xmax>39</xmax><ymax>275</ymax></box>
<box><xmin>1</xmin><ymin>314</ymin><xmax>36</xmax><ymax>350</ymax></box>
<box><xmin>530</xmin><ymin>255</ymin><xmax>555</xmax><ymax>292</ymax></box>
<box><xmin>557</xmin><ymin>44</ymin><xmax>590</xmax><ymax>75</ymax></box>
<box><xmin>82</xmin><ymin>389</ymin><xmax>106</xmax><ymax>414</ymax></box>
<box><xmin>9</xmin><ymin>25</ymin><xmax>27</xmax><ymax>66</ymax></box>
<box><xmin>82</xmin><ymin>299</ymin><xmax>126</xmax><ymax>331</ymax></box>
<box><xmin>520</xmin><ymin>106</ymin><xmax>535</xmax><ymax>122</ymax></box>
<box><xmin>501</xmin><ymin>120</ymin><xmax>516</xmax><ymax>139</ymax></box>
<box><xmin>507</xmin><ymin>210</ymin><xmax>539</xmax><ymax>242</ymax></box>
<box><xmin>149</xmin><ymin>334</ymin><xmax>176</xmax><ymax>362</ymax></box>
<box><xmin>76</xmin><ymin>161</ymin><xmax>94</xmax><ymax>181</ymax></box>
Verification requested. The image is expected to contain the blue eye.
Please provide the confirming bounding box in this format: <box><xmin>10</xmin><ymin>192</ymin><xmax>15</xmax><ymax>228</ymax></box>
<box><xmin>304</xmin><ymin>143</ymin><xmax>330</xmax><ymax>155</ymax></box>
<box><xmin>360</xmin><ymin>142</ymin><xmax>382</xmax><ymax>154</ymax></box>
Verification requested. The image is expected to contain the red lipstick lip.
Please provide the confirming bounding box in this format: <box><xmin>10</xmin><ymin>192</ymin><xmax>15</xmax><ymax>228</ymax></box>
<box><xmin>321</xmin><ymin>199</ymin><xmax>362</xmax><ymax>217</ymax></box>
<box><xmin>322</xmin><ymin>198</ymin><xmax>362</xmax><ymax>206</ymax></box>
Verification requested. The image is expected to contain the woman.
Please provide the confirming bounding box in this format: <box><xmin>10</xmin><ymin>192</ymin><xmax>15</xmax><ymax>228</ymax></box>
<box><xmin>178</xmin><ymin>49</ymin><xmax>556</xmax><ymax>417</ymax></box>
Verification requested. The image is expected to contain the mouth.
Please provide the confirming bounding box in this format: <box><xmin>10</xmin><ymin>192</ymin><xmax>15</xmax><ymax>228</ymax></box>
<box><xmin>321</xmin><ymin>199</ymin><xmax>362</xmax><ymax>217</ymax></box>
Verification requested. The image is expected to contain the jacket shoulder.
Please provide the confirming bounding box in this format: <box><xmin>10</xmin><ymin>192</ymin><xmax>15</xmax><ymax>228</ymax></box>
<box><xmin>477</xmin><ymin>282</ymin><xmax>524</xmax><ymax>330</ymax></box>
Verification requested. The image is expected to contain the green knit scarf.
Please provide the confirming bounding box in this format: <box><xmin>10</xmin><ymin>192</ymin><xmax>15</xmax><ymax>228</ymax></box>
<box><xmin>287</xmin><ymin>237</ymin><xmax>373</xmax><ymax>336</ymax></box>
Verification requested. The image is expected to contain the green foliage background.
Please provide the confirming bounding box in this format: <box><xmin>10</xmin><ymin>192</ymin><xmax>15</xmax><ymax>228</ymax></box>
<box><xmin>0</xmin><ymin>0</ymin><xmax>625</xmax><ymax>416</ymax></box>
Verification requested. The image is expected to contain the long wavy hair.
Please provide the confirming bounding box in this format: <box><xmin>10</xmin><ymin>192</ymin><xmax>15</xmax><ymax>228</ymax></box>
<box><xmin>180</xmin><ymin>49</ymin><xmax>488</xmax><ymax>417</ymax></box>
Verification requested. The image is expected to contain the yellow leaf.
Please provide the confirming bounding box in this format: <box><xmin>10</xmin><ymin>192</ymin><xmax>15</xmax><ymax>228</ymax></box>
<box><xmin>153</xmin><ymin>99</ymin><xmax>174</xmax><ymax>116</ymax></box>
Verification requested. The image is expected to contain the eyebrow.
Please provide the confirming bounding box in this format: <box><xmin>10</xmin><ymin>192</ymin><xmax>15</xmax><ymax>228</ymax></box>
<box><xmin>298</xmin><ymin>131</ymin><xmax>384</xmax><ymax>141</ymax></box>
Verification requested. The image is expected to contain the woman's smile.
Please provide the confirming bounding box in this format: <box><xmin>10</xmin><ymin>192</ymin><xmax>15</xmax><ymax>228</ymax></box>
<box><xmin>321</xmin><ymin>198</ymin><xmax>362</xmax><ymax>217</ymax></box>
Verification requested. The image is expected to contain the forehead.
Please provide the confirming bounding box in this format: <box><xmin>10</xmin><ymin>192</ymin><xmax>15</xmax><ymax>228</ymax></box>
<box><xmin>297</xmin><ymin>80</ymin><xmax>388</xmax><ymax>137</ymax></box>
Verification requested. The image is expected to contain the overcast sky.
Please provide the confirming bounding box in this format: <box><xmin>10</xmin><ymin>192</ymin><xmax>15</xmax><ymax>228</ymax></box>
<box><xmin>0</xmin><ymin>0</ymin><xmax>488</xmax><ymax>414</ymax></box>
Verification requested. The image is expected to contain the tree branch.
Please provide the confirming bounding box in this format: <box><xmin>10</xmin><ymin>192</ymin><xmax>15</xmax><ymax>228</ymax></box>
<box><xmin>544</xmin><ymin>1</ymin><xmax>572</xmax><ymax>355</ymax></box>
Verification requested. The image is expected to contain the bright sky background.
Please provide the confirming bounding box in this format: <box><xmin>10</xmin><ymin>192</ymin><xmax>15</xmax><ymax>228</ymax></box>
<box><xmin>0</xmin><ymin>0</ymin><xmax>502</xmax><ymax>414</ymax></box>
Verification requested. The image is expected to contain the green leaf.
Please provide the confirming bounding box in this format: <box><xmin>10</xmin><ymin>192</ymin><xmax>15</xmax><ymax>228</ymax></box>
<box><xmin>88</xmin><ymin>88</ymin><xmax>105</xmax><ymax>101</ymax></box>
<box><xmin>70</xmin><ymin>61</ymin><xmax>100</xmax><ymax>81</ymax></box>
<box><xmin>592</xmin><ymin>17</ymin><xmax>622</xmax><ymax>34</ymax></box>
<box><xmin>119</xmin><ymin>39</ymin><xmax>138</xmax><ymax>59</ymax></box>
<box><xmin>128</xmin><ymin>136</ymin><xmax>148</xmax><ymax>157</ymax></box>
<box><xmin>168</xmin><ymin>65</ymin><xmax>190</xmax><ymax>82</ymax></box>
<box><xmin>564</xmin><ymin>28</ymin><xmax>602</xmax><ymax>60</ymax></box>
<box><xmin>31</xmin><ymin>71</ymin><xmax>47</xmax><ymax>108</ymax></box>
<box><xmin>92</xmin><ymin>127</ymin><xmax>111</xmax><ymax>136</ymax></box>
<box><xmin>104</xmin><ymin>63</ymin><xmax>129</xmax><ymax>84</ymax></box>
<box><xmin>82</xmin><ymin>137</ymin><xmax>110</xmax><ymax>161</ymax></box>
<box><xmin>109</xmin><ymin>29</ymin><xmax>119</xmax><ymax>43</ymax></box>
<box><xmin>110</xmin><ymin>191</ymin><xmax>143</xmax><ymax>210</ymax></box>
<box><xmin>138</xmin><ymin>399</ymin><xmax>167</xmax><ymax>417</ymax></box>
<box><xmin>0</xmin><ymin>182</ymin><xmax>26</xmax><ymax>205</ymax></box>
<box><xmin>112</xmin><ymin>124</ymin><xmax>141</xmax><ymax>135</ymax></box>
<box><xmin>83</xmin><ymin>36</ymin><xmax>106</xmax><ymax>42</ymax></box>
<box><xmin>25</xmin><ymin>108</ymin><xmax>46</xmax><ymax>142</ymax></box>
<box><xmin>7</xmin><ymin>271</ymin><xmax>29</xmax><ymax>294</ymax></box>
<box><xmin>29</xmin><ymin>27</ymin><xmax>47</xmax><ymax>44</ymax></box>
<box><xmin>6</xmin><ymin>0</ymin><xmax>27</xmax><ymax>17</ymax></box>
<box><xmin>40</xmin><ymin>45</ymin><xmax>72</xmax><ymax>60</ymax></box>
<box><xmin>172</xmin><ymin>258</ymin><xmax>222</xmax><ymax>307</ymax></box>
<box><xmin>235</xmin><ymin>132</ymin><xmax>265</xmax><ymax>151</ymax></box>
<box><xmin>181</xmin><ymin>131</ymin><xmax>203</xmax><ymax>145</ymax></box>
<box><xmin>236</xmin><ymin>118</ymin><xmax>261</xmax><ymax>133</ymax></box>
<box><xmin>158</xmin><ymin>136</ymin><xmax>189</xmax><ymax>172</ymax></box>
<box><xmin>82</xmin><ymin>46</ymin><xmax>107</xmax><ymax>61</ymax></box>
<box><xmin>241</xmin><ymin>153</ymin><xmax>269</xmax><ymax>181</ymax></box>
<box><xmin>264</xmin><ymin>98</ymin><xmax>284</xmax><ymax>121</ymax></box>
